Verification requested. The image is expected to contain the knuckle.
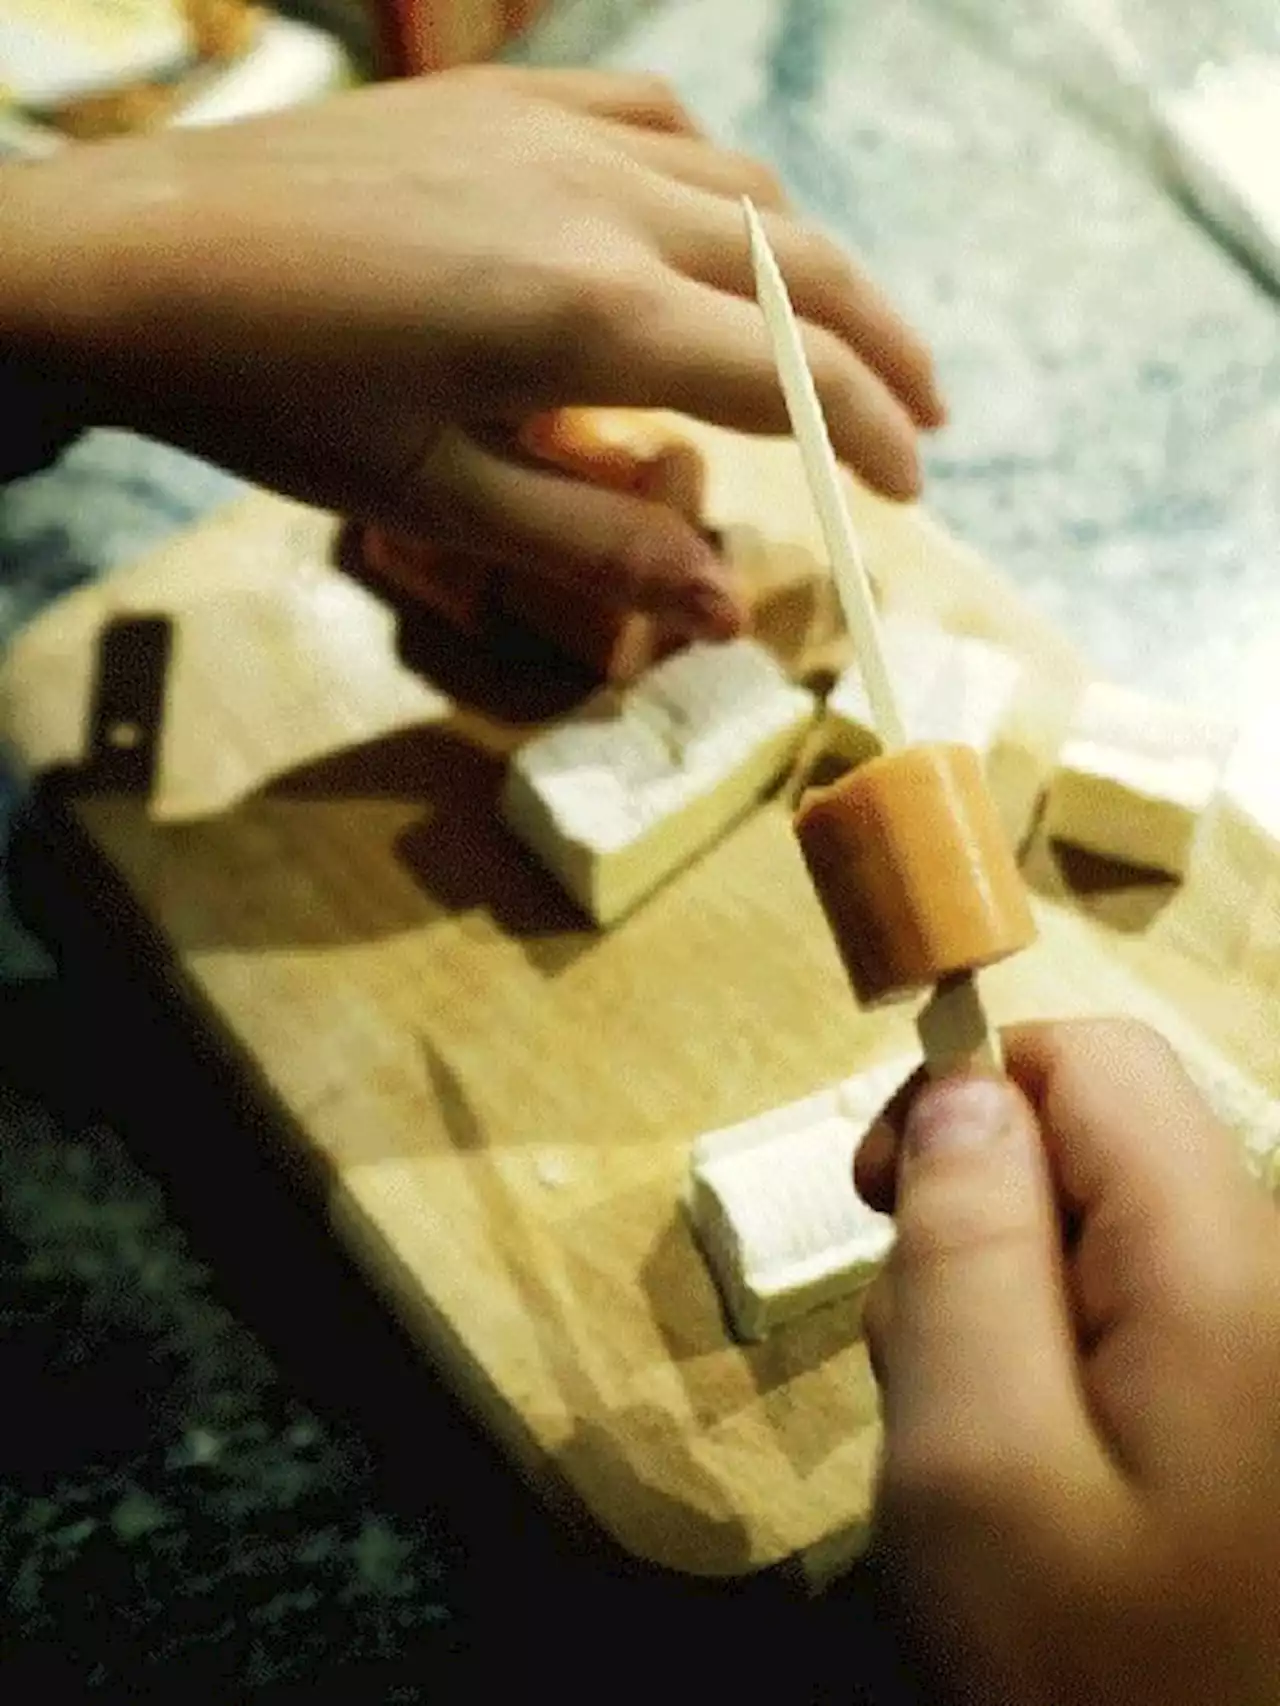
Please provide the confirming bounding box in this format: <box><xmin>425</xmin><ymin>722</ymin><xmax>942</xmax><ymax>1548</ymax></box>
<box><xmin>1079</xmin><ymin>1015</ymin><xmax>1176</xmax><ymax>1068</ymax></box>
<box><xmin>889</xmin><ymin>1199</ymin><xmax>1036</xmax><ymax>1273</ymax></box>
<box><xmin>1113</xmin><ymin>1014</ymin><xmax>1176</xmax><ymax>1057</ymax></box>
<box><xmin>800</xmin><ymin>330</ymin><xmax>853</xmax><ymax>405</ymax></box>
<box><xmin>540</xmin><ymin>259</ymin><xmax>660</xmax><ymax>384</ymax></box>
<box><xmin>633</xmin><ymin>73</ymin><xmax>686</xmax><ymax>116</ymax></box>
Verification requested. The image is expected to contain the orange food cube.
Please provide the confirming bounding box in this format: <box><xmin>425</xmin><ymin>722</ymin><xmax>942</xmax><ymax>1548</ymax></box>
<box><xmin>794</xmin><ymin>742</ymin><xmax>1036</xmax><ymax>1006</ymax></box>
<box><xmin>518</xmin><ymin>408</ymin><xmax>705</xmax><ymax>521</ymax></box>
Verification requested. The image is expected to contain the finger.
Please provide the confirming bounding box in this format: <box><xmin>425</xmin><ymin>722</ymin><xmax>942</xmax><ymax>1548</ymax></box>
<box><xmin>356</xmin><ymin>524</ymin><xmax>492</xmax><ymax>632</ymax></box>
<box><xmin>616</xmin><ymin>129</ymin><xmax>791</xmax><ymax>212</ymax></box>
<box><xmin>854</xmin><ymin>1064</ymin><xmax>927</xmax><ymax>1212</ymax></box>
<box><xmin>491</xmin><ymin>66</ymin><xmax>703</xmax><ymax>134</ymax></box>
<box><xmin>658</xmin><ymin>196</ymin><xmax>946</xmax><ymax>430</ymax></box>
<box><xmin>856</xmin><ymin>1022</ymin><xmax>1273</xmax><ymax>1319</ymax></box>
<box><xmin>862</xmin><ymin>1268</ymin><xmax>894</xmax><ymax>1391</ymax></box>
<box><xmin>878</xmin><ymin>1073</ymin><xmax>1108</xmax><ymax>1494</ymax></box>
<box><xmin>1010</xmin><ymin>1017</ymin><xmax>1259</xmax><ymax>1213</ymax></box>
<box><xmin>400</xmin><ymin>427</ymin><xmax>745</xmax><ymax>637</ymax></box>
<box><xmin>1005</xmin><ymin>1020</ymin><xmax>1277</xmax><ymax>1334</ymax></box>
<box><xmin>1002</xmin><ymin>1020</ymin><xmax>1280</xmax><ymax>1479</ymax></box>
<box><xmin>1010</xmin><ymin>1016</ymin><xmax>1276</xmax><ymax>1405</ymax></box>
<box><xmin>618</xmin><ymin>274</ymin><xmax>923</xmax><ymax>501</ymax></box>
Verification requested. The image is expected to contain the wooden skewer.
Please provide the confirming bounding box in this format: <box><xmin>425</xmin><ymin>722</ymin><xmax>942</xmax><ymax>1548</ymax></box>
<box><xmin>741</xmin><ymin>200</ymin><xmax>905</xmax><ymax>751</ymax></box>
<box><xmin>742</xmin><ymin>196</ymin><xmax>1002</xmax><ymax>1079</ymax></box>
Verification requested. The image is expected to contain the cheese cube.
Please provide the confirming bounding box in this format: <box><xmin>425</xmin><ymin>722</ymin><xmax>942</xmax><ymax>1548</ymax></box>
<box><xmin>687</xmin><ymin>1033</ymin><xmax>1280</xmax><ymax>1345</ymax></box>
<box><xmin>826</xmin><ymin>616</ymin><xmax>1022</xmax><ymax>765</ymax></box>
<box><xmin>686</xmin><ymin>1056</ymin><xmax>910</xmax><ymax>1342</ymax></box>
<box><xmin>1168</xmin><ymin>1033</ymin><xmax>1280</xmax><ymax>1185</ymax></box>
<box><xmin>822</xmin><ymin>616</ymin><xmax>1034</xmax><ymax>846</ymax></box>
<box><xmin>1042</xmin><ymin>682</ymin><xmax>1234</xmax><ymax>876</ymax></box>
<box><xmin>502</xmin><ymin>638</ymin><xmax>816</xmax><ymax>925</ymax></box>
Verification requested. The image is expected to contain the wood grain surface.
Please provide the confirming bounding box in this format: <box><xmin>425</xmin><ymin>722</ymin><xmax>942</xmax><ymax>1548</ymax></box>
<box><xmin>2</xmin><ymin>415</ymin><xmax>1276</xmax><ymax>1585</ymax></box>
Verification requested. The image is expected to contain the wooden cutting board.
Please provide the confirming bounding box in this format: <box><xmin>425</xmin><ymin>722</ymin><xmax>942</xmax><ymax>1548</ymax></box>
<box><xmin>2</xmin><ymin>416</ymin><xmax>1278</xmax><ymax>1586</ymax></box>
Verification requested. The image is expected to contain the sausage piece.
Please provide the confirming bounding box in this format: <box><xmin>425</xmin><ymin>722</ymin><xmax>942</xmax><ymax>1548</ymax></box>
<box><xmin>517</xmin><ymin>408</ymin><xmax>705</xmax><ymax>521</ymax></box>
<box><xmin>793</xmin><ymin>742</ymin><xmax>1036</xmax><ymax>1006</ymax></box>
<box><xmin>356</xmin><ymin>408</ymin><xmax>709</xmax><ymax>683</ymax></box>
<box><xmin>357</xmin><ymin>527</ymin><xmax>675</xmax><ymax>682</ymax></box>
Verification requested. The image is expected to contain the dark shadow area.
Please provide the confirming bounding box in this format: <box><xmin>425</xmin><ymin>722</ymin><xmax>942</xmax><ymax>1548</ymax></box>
<box><xmin>0</xmin><ymin>554</ymin><xmax>917</xmax><ymax>1698</ymax></box>
<box><xmin>6</xmin><ymin>807</ymin><xmax>917</xmax><ymax>1701</ymax></box>
<box><xmin>74</xmin><ymin>612</ymin><xmax>173</xmax><ymax>795</ymax></box>
<box><xmin>334</xmin><ymin>519</ymin><xmax>600</xmax><ymax>730</ymax></box>
<box><xmin>638</xmin><ymin>1210</ymin><xmax>877</xmax><ymax>1474</ymax></box>
<box><xmin>1023</xmin><ymin>826</ymin><xmax>1178</xmax><ymax>933</ymax></box>
<box><xmin>27</xmin><ymin>602</ymin><xmax>601</xmax><ymax>976</ymax></box>
<box><xmin>419</xmin><ymin>1037</ymin><xmax>754</xmax><ymax>1579</ymax></box>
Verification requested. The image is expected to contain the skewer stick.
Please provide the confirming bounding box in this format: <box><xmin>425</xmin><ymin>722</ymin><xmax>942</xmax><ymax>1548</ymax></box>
<box><xmin>742</xmin><ymin>200</ymin><xmax>906</xmax><ymax>751</ymax></box>
<box><xmin>742</xmin><ymin>197</ymin><xmax>1002</xmax><ymax>1079</ymax></box>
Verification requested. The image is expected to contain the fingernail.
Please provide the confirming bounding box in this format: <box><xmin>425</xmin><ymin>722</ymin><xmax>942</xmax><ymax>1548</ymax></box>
<box><xmin>903</xmin><ymin>1076</ymin><xmax>1011</xmax><ymax>1158</ymax></box>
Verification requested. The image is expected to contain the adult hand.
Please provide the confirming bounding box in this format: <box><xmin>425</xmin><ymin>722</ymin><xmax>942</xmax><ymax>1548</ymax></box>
<box><xmin>856</xmin><ymin>1021</ymin><xmax>1280</xmax><ymax>1706</ymax></box>
<box><xmin>2</xmin><ymin>65</ymin><xmax>943</xmax><ymax>637</ymax></box>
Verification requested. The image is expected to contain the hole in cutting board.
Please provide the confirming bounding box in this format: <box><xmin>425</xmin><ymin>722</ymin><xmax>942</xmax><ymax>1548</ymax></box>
<box><xmin>77</xmin><ymin>615</ymin><xmax>172</xmax><ymax>796</ymax></box>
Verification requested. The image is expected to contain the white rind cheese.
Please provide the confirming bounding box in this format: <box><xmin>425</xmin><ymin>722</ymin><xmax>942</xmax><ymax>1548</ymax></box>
<box><xmin>822</xmin><ymin>615</ymin><xmax>1035</xmax><ymax>846</ymax></box>
<box><xmin>825</xmin><ymin>615</ymin><xmax>1022</xmax><ymax>766</ymax></box>
<box><xmin>687</xmin><ymin>1033</ymin><xmax>1280</xmax><ymax>1345</ymax></box>
<box><xmin>687</xmin><ymin>1056</ymin><xmax>911</xmax><ymax>1343</ymax></box>
<box><xmin>501</xmin><ymin>638</ymin><xmax>815</xmax><ymax>925</ymax></box>
<box><xmin>1158</xmin><ymin>57</ymin><xmax>1280</xmax><ymax>297</ymax></box>
<box><xmin>1042</xmin><ymin>681</ymin><xmax>1233</xmax><ymax>876</ymax></box>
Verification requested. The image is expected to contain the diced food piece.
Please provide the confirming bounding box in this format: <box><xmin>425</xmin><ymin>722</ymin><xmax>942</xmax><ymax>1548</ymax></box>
<box><xmin>794</xmin><ymin>743</ymin><xmax>1036</xmax><ymax>1006</ymax></box>
<box><xmin>824</xmin><ymin>616</ymin><xmax>1037</xmax><ymax>846</ymax></box>
<box><xmin>502</xmin><ymin>638</ymin><xmax>816</xmax><ymax>924</ymax></box>
<box><xmin>825</xmin><ymin>616</ymin><xmax>1022</xmax><ymax>768</ymax></box>
<box><xmin>687</xmin><ymin>1057</ymin><xmax>910</xmax><ymax>1342</ymax></box>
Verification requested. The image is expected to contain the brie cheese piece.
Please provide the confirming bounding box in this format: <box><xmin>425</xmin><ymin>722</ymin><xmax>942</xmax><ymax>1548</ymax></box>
<box><xmin>502</xmin><ymin>638</ymin><xmax>815</xmax><ymax>925</ymax></box>
<box><xmin>1042</xmin><ymin>681</ymin><xmax>1233</xmax><ymax>876</ymax></box>
<box><xmin>687</xmin><ymin>1028</ymin><xmax>1280</xmax><ymax>1345</ymax></box>
<box><xmin>687</xmin><ymin>1056</ymin><xmax>911</xmax><ymax>1342</ymax></box>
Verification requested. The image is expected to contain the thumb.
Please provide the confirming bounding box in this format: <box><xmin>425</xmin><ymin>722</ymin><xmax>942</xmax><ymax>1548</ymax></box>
<box><xmin>398</xmin><ymin>427</ymin><xmax>744</xmax><ymax>641</ymax></box>
<box><xmin>874</xmin><ymin>1074</ymin><xmax>1102</xmax><ymax>1491</ymax></box>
